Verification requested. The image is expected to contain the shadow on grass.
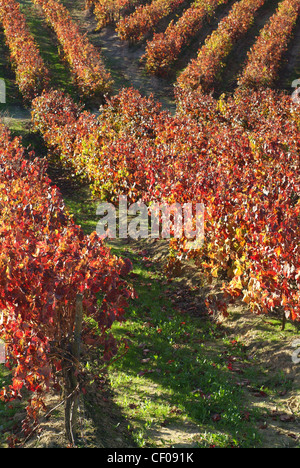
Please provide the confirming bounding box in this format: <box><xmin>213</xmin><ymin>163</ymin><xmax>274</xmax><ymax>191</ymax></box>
<box><xmin>101</xmin><ymin>247</ymin><xmax>263</xmax><ymax>448</ymax></box>
<box><xmin>82</xmin><ymin>370</ymin><xmax>138</xmax><ymax>448</ymax></box>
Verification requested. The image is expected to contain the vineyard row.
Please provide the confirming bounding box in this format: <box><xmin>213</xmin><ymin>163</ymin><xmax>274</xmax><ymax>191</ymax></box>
<box><xmin>0</xmin><ymin>122</ymin><xmax>132</xmax><ymax>437</ymax></box>
<box><xmin>177</xmin><ymin>0</ymin><xmax>266</xmax><ymax>92</ymax></box>
<box><xmin>32</xmin><ymin>86</ymin><xmax>300</xmax><ymax>325</ymax></box>
<box><xmin>239</xmin><ymin>0</ymin><xmax>300</xmax><ymax>88</ymax></box>
<box><xmin>0</xmin><ymin>0</ymin><xmax>49</xmax><ymax>101</ymax></box>
<box><xmin>33</xmin><ymin>0</ymin><xmax>113</xmax><ymax>98</ymax></box>
<box><xmin>91</xmin><ymin>0</ymin><xmax>300</xmax><ymax>93</ymax></box>
<box><xmin>143</xmin><ymin>0</ymin><xmax>230</xmax><ymax>76</ymax></box>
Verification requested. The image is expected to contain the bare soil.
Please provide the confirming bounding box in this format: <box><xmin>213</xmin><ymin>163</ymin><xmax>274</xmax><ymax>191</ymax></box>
<box><xmin>62</xmin><ymin>0</ymin><xmax>176</xmax><ymax>112</ymax></box>
<box><xmin>2</xmin><ymin>0</ymin><xmax>299</xmax><ymax>449</ymax></box>
<box><xmin>23</xmin><ymin>239</ymin><xmax>300</xmax><ymax>448</ymax></box>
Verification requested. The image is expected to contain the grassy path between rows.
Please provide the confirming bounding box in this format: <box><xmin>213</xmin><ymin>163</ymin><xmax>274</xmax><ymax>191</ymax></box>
<box><xmin>58</xmin><ymin>185</ymin><xmax>300</xmax><ymax>448</ymax></box>
<box><xmin>1</xmin><ymin>167</ymin><xmax>299</xmax><ymax>448</ymax></box>
<box><xmin>25</xmin><ymin>177</ymin><xmax>300</xmax><ymax>448</ymax></box>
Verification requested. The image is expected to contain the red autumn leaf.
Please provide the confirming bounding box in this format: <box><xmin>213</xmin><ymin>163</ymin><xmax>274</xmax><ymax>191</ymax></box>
<box><xmin>0</xmin><ymin>123</ymin><xmax>132</xmax><ymax>435</ymax></box>
<box><xmin>12</xmin><ymin>378</ymin><xmax>23</xmax><ymax>391</ymax></box>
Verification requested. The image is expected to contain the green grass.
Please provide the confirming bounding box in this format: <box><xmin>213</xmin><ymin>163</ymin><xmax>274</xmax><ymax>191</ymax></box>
<box><xmin>18</xmin><ymin>0</ymin><xmax>77</xmax><ymax>98</ymax></box>
<box><xmin>1</xmin><ymin>170</ymin><xmax>299</xmax><ymax>449</ymax></box>
<box><xmin>82</xmin><ymin>242</ymin><xmax>263</xmax><ymax>448</ymax></box>
<box><xmin>61</xmin><ymin>185</ymin><xmax>99</xmax><ymax>235</ymax></box>
<box><xmin>0</xmin><ymin>0</ymin><xmax>298</xmax><ymax>447</ymax></box>
<box><xmin>47</xmin><ymin>181</ymin><xmax>300</xmax><ymax>448</ymax></box>
<box><xmin>0</xmin><ymin>368</ymin><xmax>24</xmax><ymax>447</ymax></box>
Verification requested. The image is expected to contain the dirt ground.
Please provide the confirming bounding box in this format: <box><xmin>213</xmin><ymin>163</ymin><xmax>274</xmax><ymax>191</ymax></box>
<box><xmin>2</xmin><ymin>0</ymin><xmax>299</xmax><ymax>449</ymax></box>
<box><xmin>22</xmin><ymin>311</ymin><xmax>300</xmax><ymax>449</ymax></box>
<box><xmin>23</xmin><ymin>315</ymin><xmax>300</xmax><ymax>448</ymax></box>
<box><xmin>62</xmin><ymin>0</ymin><xmax>176</xmax><ymax>112</ymax></box>
<box><xmin>23</xmin><ymin>240</ymin><xmax>300</xmax><ymax>448</ymax></box>
<box><xmin>224</xmin><ymin>308</ymin><xmax>300</xmax><ymax>448</ymax></box>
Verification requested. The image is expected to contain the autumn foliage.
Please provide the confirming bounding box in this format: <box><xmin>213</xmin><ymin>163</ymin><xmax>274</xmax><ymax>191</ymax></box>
<box><xmin>116</xmin><ymin>0</ymin><xmax>185</xmax><ymax>42</ymax></box>
<box><xmin>0</xmin><ymin>124</ymin><xmax>132</xmax><ymax>438</ymax></box>
<box><xmin>238</xmin><ymin>0</ymin><xmax>300</xmax><ymax>88</ymax></box>
<box><xmin>33</xmin><ymin>0</ymin><xmax>113</xmax><ymax>98</ymax></box>
<box><xmin>0</xmin><ymin>0</ymin><xmax>49</xmax><ymax>101</ymax></box>
<box><xmin>177</xmin><ymin>0</ymin><xmax>266</xmax><ymax>92</ymax></box>
<box><xmin>92</xmin><ymin>0</ymin><xmax>142</xmax><ymax>29</ymax></box>
<box><xmin>143</xmin><ymin>0</ymin><xmax>229</xmax><ymax>76</ymax></box>
<box><xmin>32</xmin><ymin>86</ymin><xmax>300</xmax><ymax>324</ymax></box>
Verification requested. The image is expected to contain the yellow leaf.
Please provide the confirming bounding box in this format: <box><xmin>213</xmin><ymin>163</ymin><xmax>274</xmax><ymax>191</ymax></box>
<box><xmin>211</xmin><ymin>267</ymin><xmax>219</xmax><ymax>278</ymax></box>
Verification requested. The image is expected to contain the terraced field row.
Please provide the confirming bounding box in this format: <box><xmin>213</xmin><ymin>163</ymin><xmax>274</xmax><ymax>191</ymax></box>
<box><xmin>1</xmin><ymin>0</ymin><xmax>300</xmax><ymax>105</ymax></box>
<box><xmin>0</xmin><ymin>0</ymin><xmax>113</xmax><ymax>103</ymax></box>
<box><xmin>91</xmin><ymin>0</ymin><xmax>300</xmax><ymax>93</ymax></box>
